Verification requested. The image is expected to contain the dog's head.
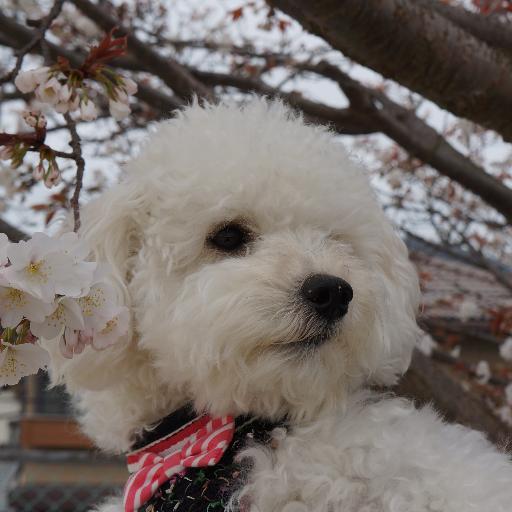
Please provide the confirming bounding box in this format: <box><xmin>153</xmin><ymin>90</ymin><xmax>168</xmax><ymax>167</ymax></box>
<box><xmin>51</xmin><ymin>99</ymin><xmax>420</xmax><ymax>451</ymax></box>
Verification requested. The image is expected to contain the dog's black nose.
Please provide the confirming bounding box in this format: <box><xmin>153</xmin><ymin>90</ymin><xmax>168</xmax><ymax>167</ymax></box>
<box><xmin>300</xmin><ymin>274</ymin><xmax>353</xmax><ymax>322</ymax></box>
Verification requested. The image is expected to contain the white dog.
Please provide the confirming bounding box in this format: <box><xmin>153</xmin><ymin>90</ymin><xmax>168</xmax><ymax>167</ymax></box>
<box><xmin>50</xmin><ymin>99</ymin><xmax>512</xmax><ymax>512</ymax></box>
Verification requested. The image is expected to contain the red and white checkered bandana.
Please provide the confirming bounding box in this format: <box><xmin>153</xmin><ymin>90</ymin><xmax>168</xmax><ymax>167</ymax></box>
<box><xmin>124</xmin><ymin>413</ymin><xmax>235</xmax><ymax>512</ymax></box>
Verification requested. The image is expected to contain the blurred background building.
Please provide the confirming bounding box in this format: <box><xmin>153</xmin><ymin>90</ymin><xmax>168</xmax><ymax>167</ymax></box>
<box><xmin>0</xmin><ymin>374</ymin><xmax>125</xmax><ymax>512</ymax></box>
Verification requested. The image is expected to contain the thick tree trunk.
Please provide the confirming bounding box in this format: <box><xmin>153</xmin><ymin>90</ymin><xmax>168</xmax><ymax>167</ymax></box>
<box><xmin>396</xmin><ymin>350</ymin><xmax>510</xmax><ymax>446</ymax></box>
<box><xmin>267</xmin><ymin>0</ymin><xmax>512</xmax><ymax>142</ymax></box>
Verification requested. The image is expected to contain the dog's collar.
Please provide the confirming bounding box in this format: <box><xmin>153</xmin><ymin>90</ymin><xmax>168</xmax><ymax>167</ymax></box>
<box><xmin>125</xmin><ymin>405</ymin><xmax>288</xmax><ymax>512</ymax></box>
<box><xmin>130</xmin><ymin>403</ymin><xmax>198</xmax><ymax>451</ymax></box>
<box><xmin>124</xmin><ymin>404</ymin><xmax>236</xmax><ymax>512</ymax></box>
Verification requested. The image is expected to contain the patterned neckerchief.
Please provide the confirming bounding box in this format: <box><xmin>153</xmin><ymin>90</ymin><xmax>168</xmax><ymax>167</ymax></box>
<box><xmin>125</xmin><ymin>405</ymin><xmax>285</xmax><ymax>512</ymax></box>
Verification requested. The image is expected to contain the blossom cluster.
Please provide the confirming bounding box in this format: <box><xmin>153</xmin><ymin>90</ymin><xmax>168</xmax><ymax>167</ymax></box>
<box><xmin>15</xmin><ymin>64</ymin><xmax>137</xmax><ymax>121</ymax></box>
<box><xmin>0</xmin><ymin>232</ymin><xmax>128</xmax><ymax>386</ymax></box>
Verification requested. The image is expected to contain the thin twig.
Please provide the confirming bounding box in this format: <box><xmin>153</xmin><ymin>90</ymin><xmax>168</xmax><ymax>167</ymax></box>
<box><xmin>64</xmin><ymin>113</ymin><xmax>85</xmax><ymax>232</ymax></box>
<box><xmin>0</xmin><ymin>0</ymin><xmax>66</xmax><ymax>85</ymax></box>
<box><xmin>25</xmin><ymin>147</ymin><xmax>74</xmax><ymax>159</ymax></box>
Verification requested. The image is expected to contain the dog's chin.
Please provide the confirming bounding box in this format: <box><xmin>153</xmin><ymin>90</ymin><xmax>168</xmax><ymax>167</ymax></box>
<box><xmin>293</xmin><ymin>325</ymin><xmax>337</xmax><ymax>351</ymax></box>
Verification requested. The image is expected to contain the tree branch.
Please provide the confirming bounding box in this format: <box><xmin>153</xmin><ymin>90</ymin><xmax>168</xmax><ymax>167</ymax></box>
<box><xmin>267</xmin><ymin>0</ymin><xmax>512</xmax><ymax>142</ymax></box>
<box><xmin>0</xmin><ymin>218</ymin><xmax>28</xmax><ymax>242</ymax></box>
<box><xmin>193</xmin><ymin>69</ymin><xmax>375</xmax><ymax>135</ymax></box>
<box><xmin>70</xmin><ymin>0</ymin><xmax>214</xmax><ymax>101</ymax></box>
<box><xmin>64</xmin><ymin>113</ymin><xmax>85</xmax><ymax>232</ymax></box>
<box><xmin>3</xmin><ymin>9</ymin><xmax>512</xmax><ymax>223</ymax></box>
<box><xmin>196</xmin><ymin>64</ymin><xmax>512</xmax><ymax>224</ymax></box>
<box><xmin>0</xmin><ymin>12</ymin><xmax>183</xmax><ymax>115</ymax></box>
<box><xmin>426</xmin><ymin>0</ymin><xmax>512</xmax><ymax>59</ymax></box>
<box><xmin>0</xmin><ymin>0</ymin><xmax>65</xmax><ymax>86</ymax></box>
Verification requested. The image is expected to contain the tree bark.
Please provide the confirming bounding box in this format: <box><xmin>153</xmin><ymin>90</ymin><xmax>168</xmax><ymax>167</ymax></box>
<box><xmin>0</xmin><ymin>218</ymin><xmax>28</xmax><ymax>242</ymax></box>
<box><xmin>199</xmin><ymin>65</ymin><xmax>512</xmax><ymax>224</ymax></box>
<box><xmin>267</xmin><ymin>0</ymin><xmax>512</xmax><ymax>142</ymax></box>
<box><xmin>395</xmin><ymin>350</ymin><xmax>510</xmax><ymax>446</ymax></box>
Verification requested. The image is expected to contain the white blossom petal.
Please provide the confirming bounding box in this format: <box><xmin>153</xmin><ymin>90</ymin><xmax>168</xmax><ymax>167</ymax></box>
<box><xmin>3</xmin><ymin>232</ymin><xmax>95</xmax><ymax>301</ymax></box>
<box><xmin>0</xmin><ymin>284</ymin><xmax>56</xmax><ymax>327</ymax></box>
<box><xmin>14</xmin><ymin>70</ymin><xmax>38</xmax><ymax>93</ymax></box>
<box><xmin>109</xmin><ymin>99</ymin><xmax>130</xmax><ymax>120</ymax></box>
<box><xmin>30</xmin><ymin>297</ymin><xmax>84</xmax><ymax>340</ymax></box>
<box><xmin>416</xmin><ymin>331</ymin><xmax>437</xmax><ymax>357</ymax></box>
<box><xmin>475</xmin><ymin>360</ymin><xmax>491</xmax><ymax>385</ymax></box>
<box><xmin>122</xmin><ymin>77</ymin><xmax>137</xmax><ymax>95</ymax></box>
<box><xmin>80</xmin><ymin>99</ymin><xmax>98</xmax><ymax>121</ymax></box>
<box><xmin>92</xmin><ymin>306</ymin><xmax>129</xmax><ymax>349</ymax></box>
<box><xmin>0</xmin><ymin>342</ymin><xmax>49</xmax><ymax>386</ymax></box>
<box><xmin>0</xmin><ymin>233</ymin><xmax>9</xmax><ymax>266</ymax></box>
<box><xmin>59</xmin><ymin>328</ymin><xmax>89</xmax><ymax>359</ymax></box>
<box><xmin>35</xmin><ymin>77</ymin><xmax>61</xmax><ymax>105</ymax></box>
<box><xmin>78</xmin><ymin>281</ymin><xmax>119</xmax><ymax>330</ymax></box>
<box><xmin>499</xmin><ymin>337</ymin><xmax>512</xmax><ymax>362</ymax></box>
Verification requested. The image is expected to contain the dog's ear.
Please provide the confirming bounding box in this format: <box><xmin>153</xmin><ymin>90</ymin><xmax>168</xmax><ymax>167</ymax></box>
<box><xmin>47</xmin><ymin>178</ymin><xmax>148</xmax><ymax>392</ymax></box>
<box><xmin>362</xmin><ymin>222</ymin><xmax>421</xmax><ymax>387</ymax></box>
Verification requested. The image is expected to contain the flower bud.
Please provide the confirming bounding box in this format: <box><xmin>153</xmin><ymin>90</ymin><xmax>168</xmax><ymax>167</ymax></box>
<box><xmin>80</xmin><ymin>99</ymin><xmax>98</xmax><ymax>121</ymax></box>
<box><xmin>44</xmin><ymin>160</ymin><xmax>60</xmax><ymax>188</ymax></box>
<box><xmin>109</xmin><ymin>99</ymin><xmax>130</xmax><ymax>120</ymax></box>
<box><xmin>0</xmin><ymin>146</ymin><xmax>14</xmax><ymax>161</ymax></box>
<box><xmin>122</xmin><ymin>77</ymin><xmax>137</xmax><ymax>96</ymax></box>
<box><xmin>35</xmin><ymin>77</ymin><xmax>62</xmax><ymax>105</ymax></box>
<box><xmin>59</xmin><ymin>84</ymin><xmax>72</xmax><ymax>103</ymax></box>
<box><xmin>32</xmin><ymin>67</ymin><xmax>51</xmax><ymax>85</ymax></box>
<box><xmin>14</xmin><ymin>70</ymin><xmax>38</xmax><ymax>93</ymax></box>
<box><xmin>22</xmin><ymin>110</ymin><xmax>46</xmax><ymax>129</ymax></box>
<box><xmin>55</xmin><ymin>102</ymin><xmax>70</xmax><ymax>114</ymax></box>
<box><xmin>33</xmin><ymin>161</ymin><xmax>45</xmax><ymax>180</ymax></box>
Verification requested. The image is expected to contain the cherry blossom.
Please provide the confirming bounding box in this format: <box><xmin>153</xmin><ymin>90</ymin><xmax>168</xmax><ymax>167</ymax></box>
<box><xmin>109</xmin><ymin>99</ymin><xmax>130</xmax><ymax>120</ymax></box>
<box><xmin>14</xmin><ymin>70</ymin><xmax>39</xmax><ymax>93</ymax></box>
<box><xmin>22</xmin><ymin>110</ymin><xmax>46</xmax><ymax>130</ymax></box>
<box><xmin>458</xmin><ymin>298</ymin><xmax>479</xmax><ymax>322</ymax></box>
<box><xmin>0</xmin><ymin>341</ymin><xmax>49</xmax><ymax>386</ymax></box>
<box><xmin>0</xmin><ymin>233</ymin><xmax>8</xmax><ymax>266</ymax></box>
<box><xmin>1</xmin><ymin>232</ymin><xmax>94</xmax><ymax>301</ymax></box>
<box><xmin>0</xmin><ymin>277</ymin><xmax>56</xmax><ymax>327</ymax></box>
<box><xmin>122</xmin><ymin>77</ymin><xmax>138</xmax><ymax>96</ymax></box>
<box><xmin>35</xmin><ymin>76</ymin><xmax>62</xmax><ymax>105</ymax></box>
<box><xmin>92</xmin><ymin>306</ymin><xmax>129</xmax><ymax>349</ymax></box>
<box><xmin>14</xmin><ymin>67</ymin><xmax>51</xmax><ymax>94</ymax></box>
<box><xmin>0</xmin><ymin>146</ymin><xmax>15</xmax><ymax>161</ymax></box>
<box><xmin>499</xmin><ymin>337</ymin><xmax>512</xmax><ymax>362</ymax></box>
<box><xmin>30</xmin><ymin>296</ymin><xmax>84</xmax><ymax>341</ymax></box>
<box><xmin>78</xmin><ymin>279</ymin><xmax>119</xmax><ymax>331</ymax></box>
<box><xmin>43</xmin><ymin>160</ymin><xmax>61</xmax><ymax>188</ymax></box>
<box><xmin>417</xmin><ymin>331</ymin><xmax>437</xmax><ymax>356</ymax></box>
<box><xmin>80</xmin><ymin>99</ymin><xmax>99</xmax><ymax>121</ymax></box>
<box><xmin>33</xmin><ymin>162</ymin><xmax>45</xmax><ymax>180</ymax></box>
<box><xmin>0</xmin><ymin>231</ymin><xmax>129</xmax><ymax>382</ymax></box>
<box><xmin>475</xmin><ymin>360</ymin><xmax>491</xmax><ymax>384</ymax></box>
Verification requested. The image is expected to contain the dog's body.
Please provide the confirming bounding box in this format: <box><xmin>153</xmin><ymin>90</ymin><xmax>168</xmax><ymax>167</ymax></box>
<box><xmin>49</xmin><ymin>100</ymin><xmax>512</xmax><ymax>511</ymax></box>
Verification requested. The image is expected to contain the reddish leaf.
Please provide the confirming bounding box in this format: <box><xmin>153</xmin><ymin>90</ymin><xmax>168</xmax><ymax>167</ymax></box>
<box><xmin>278</xmin><ymin>19</ymin><xmax>291</xmax><ymax>32</ymax></box>
<box><xmin>31</xmin><ymin>204</ymin><xmax>50</xmax><ymax>211</ymax></box>
<box><xmin>230</xmin><ymin>7</ymin><xmax>244</xmax><ymax>21</ymax></box>
<box><xmin>45</xmin><ymin>210</ymin><xmax>57</xmax><ymax>225</ymax></box>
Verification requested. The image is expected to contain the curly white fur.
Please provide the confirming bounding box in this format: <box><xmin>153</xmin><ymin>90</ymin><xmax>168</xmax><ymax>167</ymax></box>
<box><xmin>47</xmin><ymin>99</ymin><xmax>512</xmax><ymax>512</ymax></box>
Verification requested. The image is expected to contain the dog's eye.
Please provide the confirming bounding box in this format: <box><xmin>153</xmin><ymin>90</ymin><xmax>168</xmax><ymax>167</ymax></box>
<box><xmin>209</xmin><ymin>223</ymin><xmax>249</xmax><ymax>253</ymax></box>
